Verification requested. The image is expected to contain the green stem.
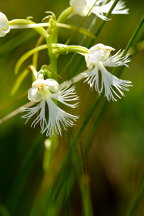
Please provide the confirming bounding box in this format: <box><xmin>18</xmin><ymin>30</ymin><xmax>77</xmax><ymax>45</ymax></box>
<box><xmin>32</xmin><ymin>35</ymin><xmax>44</xmax><ymax>69</ymax></box>
<box><xmin>47</xmin><ymin>7</ymin><xmax>73</xmax><ymax>73</ymax></box>
<box><xmin>80</xmin><ymin>175</ymin><xmax>93</xmax><ymax>216</ymax></box>
<box><xmin>126</xmin><ymin>178</ymin><xmax>144</xmax><ymax>216</ymax></box>
<box><xmin>115</xmin><ymin>14</ymin><xmax>144</xmax><ymax>76</ymax></box>
<box><xmin>57</xmin><ymin>7</ymin><xmax>73</xmax><ymax>23</ymax></box>
<box><xmin>94</xmin><ymin>0</ymin><xmax>120</xmax><ymax>38</ymax></box>
<box><xmin>31</xmin><ymin>7</ymin><xmax>73</xmax><ymax>73</ymax></box>
<box><xmin>69</xmin><ymin>96</ymin><xmax>102</xmax><ymax>154</ymax></box>
<box><xmin>15</xmin><ymin>44</ymin><xmax>88</xmax><ymax>74</ymax></box>
<box><xmin>29</xmin><ymin>65</ymin><xmax>38</xmax><ymax>80</ymax></box>
<box><xmin>123</xmin><ymin>15</ymin><xmax>144</xmax><ymax>55</ymax></box>
<box><xmin>43</xmin><ymin>136</ymin><xmax>58</xmax><ymax>173</ymax></box>
<box><xmin>15</xmin><ymin>44</ymin><xmax>47</xmax><ymax>74</ymax></box>
<box><xmin>9</xmin><ymin>19</ymin><xmax>49</xmax><ymax>38</ymax></box>
<box><xmin>46</xmin><ymin>38</ymin><xmax>58</xmax><ymax>74</ymax></box>
<box><xmin>78</xmin><ymin>139</ymin><xmax>93</xmax><ymax>216</ymax></box>
<box><xmin>6</xmin><ymin>135</ymin><xmax>43</xmax><ymax>213</ymax></box>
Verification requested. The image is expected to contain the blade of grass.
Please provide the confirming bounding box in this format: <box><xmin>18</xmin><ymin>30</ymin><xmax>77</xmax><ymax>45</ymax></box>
<box><xmin>80</xmin><ymin>175</ymin><xmax>93</xmax><ymax>216</ymax></box>
<box><xmin>0</xmin><ymin>102</ymin><xmax>34</xmax><ymax>125</ymax></box>
<box><xmin>94</xmin><ymin>0</ymin><xmax>120</xmax><ymax>38</ymax></box>
<box><xmin>11</xmin><ymin>68</ymin><xmax>30</xmax><ymax>95</ymax></box>
<box><xmin>113</xmin><ymin>14</ymin><xmax>144</xmax><ymax>77</ymax></box>
<box><xmin>126</xmin><ymin>178</ymin><xmax>144</xmax><ymax>216</ymax></box>
<box><xmin>6</xmin><ymin>134</ymin><xmax>43</xmax><ymax>213</ymax></box>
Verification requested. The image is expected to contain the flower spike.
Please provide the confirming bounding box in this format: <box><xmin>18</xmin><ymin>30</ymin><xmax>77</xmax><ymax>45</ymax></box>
<box><xmin>82</xmin><ymin>43</ymin><xmax>132</xmax><ymax>101</ymax></box>
<box><xmin>22</xmin><ymin>78</ymin><xmax>78</xmax><ymax>136</ymax></box>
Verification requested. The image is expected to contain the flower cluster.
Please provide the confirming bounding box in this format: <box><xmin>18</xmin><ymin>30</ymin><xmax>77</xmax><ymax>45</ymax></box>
<box><xmin>0</xmin><ymin>0</ymin><xmax>132</xmax><ymax>136</ymax></box>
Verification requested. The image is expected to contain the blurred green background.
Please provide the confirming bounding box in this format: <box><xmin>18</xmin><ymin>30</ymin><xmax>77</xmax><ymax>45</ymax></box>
<box><xmin>0</xmin><ymin>0</ymin><xmax>144</xmax><ymax>216</ymax></box>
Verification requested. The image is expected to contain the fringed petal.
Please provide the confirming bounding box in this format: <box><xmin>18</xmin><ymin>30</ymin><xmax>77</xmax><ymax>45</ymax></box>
<box><xmin>22</xmin><ymin>100</ymin><xmax>47</xmax><ymax>130</ymax></box>
<box><xmin>103</xmin><ymin>50</ymin><xmax>130</xmax><ymax>67</ymax></box>
<box><xmin>91</xmin><ymin>7</ymin><xmax>110</xmax><ymax>21</ymax></box>
<box><xmin>99</xmin><ymin>64</ymin><xmax>132</xmax><ymax>101</ymax></box>
<box><xmin>22</xmin><ymin>84</ymin><xmax>79</xmax><ymax>136</ymax></box>
<box><xmin>83</xmin><ymin>67</ymin><xmax>100</xmax><ymax>92</ymax></box>
<box><xmin>51</xmin><ymin>84</ymin><xmax>79</xmax><ymax>108</ymax></box>
<box><xmin>95</xmin><ymin>0</ymin><xmax>129</xmax><ymax>15</ymax></box>
<box><xmin>83</xmin><ymin>64</ymin><xmax>132</xmax><ymax>101</ymax></box>
<box><xmin>42</xmin><ymin>99</ymin><xmax>78</xmax><ymax>136</ymax></box>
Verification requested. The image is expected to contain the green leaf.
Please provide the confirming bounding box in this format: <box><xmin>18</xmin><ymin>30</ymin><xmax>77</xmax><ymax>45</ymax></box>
<box><xmin>57</xmin><ymin>23</ymin><xmax>96</xmax><ymax>39</ymax></box>
<box><xmin>11</xmin><ymin>68</ymin><xmax>30</xmax><ymax>95</ymax></box>
<box><xmin>15</xmin><ymin>45</ymin><xmax>47</xmax><ymax>74</ymax></box>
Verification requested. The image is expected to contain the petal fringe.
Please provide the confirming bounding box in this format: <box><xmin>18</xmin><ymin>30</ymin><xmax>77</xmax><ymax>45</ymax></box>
<box><xmin>84</xmin><ymin>65</ymin><xmax>132</xmax><ymax>101</ymax></box>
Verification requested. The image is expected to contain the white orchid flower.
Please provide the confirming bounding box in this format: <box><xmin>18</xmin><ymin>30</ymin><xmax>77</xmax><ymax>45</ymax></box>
<box><xmin>82</xmin><ymin>43</ymin><xmax>132</xmax><ymax>101</ymax></box>
<box><xmin>70</xmin><ymin>0</ymin><xmax>129</xmax><ymax>20</ymax></box>
<box><xmin>22</xmin><ymin>78</ymin><xmax>79</xmax><ymax>136</ymax></box>
<box><xmin>0</xmin><ymin>12</ymin><xmax>10</xmax><ymax>37</ymax></box>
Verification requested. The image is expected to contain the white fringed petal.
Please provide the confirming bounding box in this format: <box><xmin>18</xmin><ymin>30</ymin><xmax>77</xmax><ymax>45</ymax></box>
<box><xmin>22</xmin><ymin>97</ymin><xmax>78</xmax><ymax>137</ymax></box>
<box><xmin>0</xmin><ymin>12</ymin><xmax>10</xmax><ymax>37</ymax></box>
<box><xmin>109</xmin><ymin>0</ymin><xmax>129</xmax><ymax>14</ymax></box>
<box><xmin>91</xmin><ymin>8</ymin><xmax>110</xmax><ymax>21</ymax></box>
<box><xmin>22</xmin><ymin>105</ymin><xmax>39</xmax><ymax>124</ymax></box>
<box><xmin>83</xmin><ymin>67</ymin><xmax>100</xmax><ymax>92</ymax></box>
<box><xmin>93</xmin><ymin>0</ymin><xmax>129</xmax><ymax>15</ymax></box>
<box><xmin>22</xmin><ymin>100</ymin><xmax>47</xmax><ymax>131</ymax></box>
<box><xmin>23</xmin><ymin>78</ymin><xmax>79</xmax><ymax>136</ymax></box>
<box><xmin>70</xmin><ymin>0</ymin><xmax>128</xmax><ymax>20</ymax></box>
<box><xmin>84</xmin><ymin>64</ymin><xmax>132</xmax><ymax>101</ymax></box>
<box><xmin>99</xmin><ymin>64</ymin><xmax>132</xmax><ymax>101</ymax></box>
<box><xmin>43</xmin><ymin>99</ymin><xmax>78</xmax><ymax>136</ymax></box>
<box><xmin>103</xmin><ymin>50</ymin><xmax>130</xmax><ymax>67</ymax></box>
<box><xmin>51</xmin><ymin>84</ymin><xmax>79</xmax><ymax>108</ymax></box>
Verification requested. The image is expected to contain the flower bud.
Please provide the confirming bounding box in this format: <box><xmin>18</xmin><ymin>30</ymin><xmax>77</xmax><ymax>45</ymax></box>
<box><xmin>45</xmin><ymin>79</ymin><xmax>59</xmax><ymax>93</ymax></box>
<box><xmin>0</xmin><ymin>12</ymin><xmax>10</xmax><ymax>37</ymax></box>
<box><xmin>28</xmin><ymin>87</ymin><xmax>42</xmax><ymax>102</ymax></box>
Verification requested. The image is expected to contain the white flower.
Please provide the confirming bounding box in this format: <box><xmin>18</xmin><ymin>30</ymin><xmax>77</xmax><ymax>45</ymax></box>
<box><xmin>22</xmin><ymin>78</ymin><xmax>78</xmax><ymax>136</ymax></box>
<box><xmin>0</xmin><ymin>12</ymin><xmax>10</xmax><ymax>37</ymax></box>
<box><xmin>70</xmin><ymin>0</ymin><xmax>129</xmax><ymax>20</ymax></box>
<box><xmin>83</xmin><ymin>43</ymin><xmax>132</xmax><ymax>101</ymax></box>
